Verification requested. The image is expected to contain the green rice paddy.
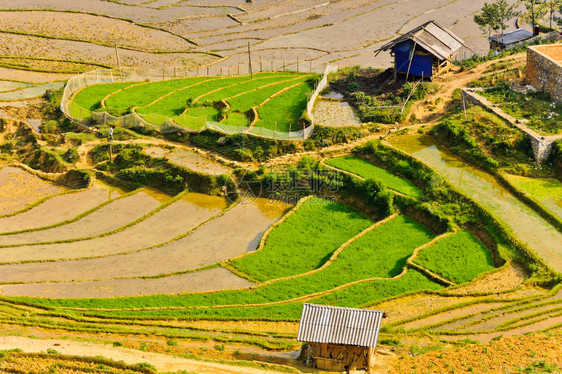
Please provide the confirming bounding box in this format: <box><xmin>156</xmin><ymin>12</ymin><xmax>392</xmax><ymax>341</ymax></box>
<box><xmin>70</xmin><ymin>72</ymin><xmax>317</xmax><ymax>133</ymax></box>
<box><xmin>413</xmin><ymin>230</ymin><xmax>495</xmax><ymax>284</ymax></box>
<box><xmin>325</xmin><ymin>155</ymin><xmax>423</xmax><ymax>197</ymax></box>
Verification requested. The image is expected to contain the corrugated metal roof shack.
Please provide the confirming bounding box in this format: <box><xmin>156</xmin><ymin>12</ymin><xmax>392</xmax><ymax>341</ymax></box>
<box><xmin>490</xmin><ymin>29</ymin><xmax>534</xmax><ymax>50</ymax></box>
<box><xmin>377</xmin><ymin>20</ymin><xmax>466</xmax><ymax>80</ymax></box>
<box><xmin>297</xmin><ymin>303</ymin><xmax>384</xmax><ymax>373</ymax></box>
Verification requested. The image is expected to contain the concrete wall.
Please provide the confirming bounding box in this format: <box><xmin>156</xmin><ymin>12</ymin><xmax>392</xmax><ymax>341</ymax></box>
<box><xmin>526</xmin><ymin>46</ymin><xmax>562</xmax><ymax>104</ymax></box>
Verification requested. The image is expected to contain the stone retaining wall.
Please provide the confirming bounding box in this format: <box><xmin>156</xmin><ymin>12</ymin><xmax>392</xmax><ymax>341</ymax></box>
<box><xmin>462</xmin><ymin>88</ymin><xmax>561</xmax><ymax>163</ymax></box>
<box><xmin>526</xmin><ymin>45</ymin><xmax>562</xmax><ymax>104</ymax></box>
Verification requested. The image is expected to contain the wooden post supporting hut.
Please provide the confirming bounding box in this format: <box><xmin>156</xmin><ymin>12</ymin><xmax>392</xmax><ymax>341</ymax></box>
<box><xmin>297</xmin><ymin>303</ymin><xmax>384</xmax><ymax>373</ymax></box>
<box><xmin>376</xmin><ymin>20</ymin><xmax>467</xmax><ymax>80</ymax></box>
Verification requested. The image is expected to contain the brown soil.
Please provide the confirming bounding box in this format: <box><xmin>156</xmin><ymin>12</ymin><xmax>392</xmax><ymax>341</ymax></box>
<box><xmin>0</xmin><ymin>193</ymin><xmax>228</xmax><ymax>266</ymax></box>
<box><xmin>407</xmin><ymin>54</ymin><xmax>527</xmax><ymax>123</ymax></box>
<box><xmin>389</xmin><ymin>333</ymin><xmax>562</xmax><ymax>374</ymax></box>
<box><xmin>0</xmin><ymin>11</ymin><xmax>192</xmax><ymax>52</ymax></box>
<box><xmin>401</xmin><ymin>302</ymin><xmax>506</xmax><ymax>331</ymax></box>
<box><xmin>446</xmin><ymin>262</ymin><xmax>528</xmax><ymax>295</ymax></box>
<box><xmin>0</xmin><ymin>336</ymin><xmax>290</xmax><ymax>374</ymax></box>
<box><xmin>0</xmin><ymin>67</ymin><xmax>72</xmax><ymax>83</ymax></box>
<box><xmin>0</xmin><ymin>98</ymin><xmax>46</xmax><ymax>120</ymax></box>
<box><xmin>0</xmin><ymin>267</ymin><xmax>254</xmax><ymax>298</ymax></box>
<box><xmin>313</xmin><ymin>99</ymin><xmax>363</xmax><ymax>127</ymax></box>
<box><xmin>0</xmin><ymin>181</ymin><xmax>113</xmax><ymax>233</ymax></box>
<box><xmin>0</xmin><ymin>33</ymin><xmax>217</xmax><ymax>71</ymax></box>
<box><xmin>0</xmin><ymin>166</ymin><xmax>64</xmax><ymax>215</ymax></box>
<box><xmin>0</xmin><ymin>0</ymin><xmax>493</xmax><ymax>74</ymax></box>
<box><xmin>0</xmin><ymin>188</ymin><xmax>159</xmax><ymax>245</ymax></box>
<box><xmin>144</xmin><ymin>146</ymin><xmax>232</xmax><ymax>175</ymax></box>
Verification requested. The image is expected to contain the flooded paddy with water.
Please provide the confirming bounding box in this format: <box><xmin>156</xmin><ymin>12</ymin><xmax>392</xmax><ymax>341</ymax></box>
<box><xmin>0</xmin><ymin>197</ymin><xmax>290</xmax><ymax>296</ymax></box>
<box><xmin>0</xmin><ymin>192</ymin><xmax>228</xmax><ymax>264</ymax></box>
<box><xmin>387</xmin><ymin>135</ymin><xmax>562</xmax><ymax>272</ymax></box>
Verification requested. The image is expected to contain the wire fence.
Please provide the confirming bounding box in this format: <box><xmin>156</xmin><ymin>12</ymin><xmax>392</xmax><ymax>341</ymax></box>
<box><xmin>60</xmin><ymin>62</ymin><xmax>336</xmax><ymax>140</ymax></box>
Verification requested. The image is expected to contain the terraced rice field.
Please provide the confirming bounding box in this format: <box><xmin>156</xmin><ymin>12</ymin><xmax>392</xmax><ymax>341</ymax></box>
<box><xmin>504</xmin><ymin>174</ymin><xmax>562</xmax><ymax>219</ymax></box>
<box><xmin>325</xmin><ymin>155</ymin><xmax>423</xmax><ymax>197</ymax></box>
<box><xmin>1</xmin><ymin>165</ymin><xmax>560</xmax><ymax>371</ymax></box>
<box><xmin>0</xmin><ymin>172</ymin><xmax>497</xmax><ymax>319</ymax></box>
<box><xmin>71</xmin><ymin>72</ymin><xmax>316</xmax><ymax>132</ymax></box>
<box><xmin>413</xmin><ymin>230</ymin><xmax>496</xmax><ymax>284</ymax></box>
<box><xmin>0</xmin><ymin>166</ymin><xmax>64</xmax><ymax>215</ymax></box>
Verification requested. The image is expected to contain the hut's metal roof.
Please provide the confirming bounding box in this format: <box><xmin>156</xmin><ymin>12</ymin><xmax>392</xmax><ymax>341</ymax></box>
<box><xmin>491</xmin><ymin>29</ymin><xmax>533</xmax><ymax>46</ymax></box>
<box><xmin>378</xmin><ymin>20</ymin><xmax>466</xmax><ymax>60</ymax></box>
<box><xmin>297</xmin><ymin>304</ymin><xmax>384</xmax><ymax>347</ymax></box>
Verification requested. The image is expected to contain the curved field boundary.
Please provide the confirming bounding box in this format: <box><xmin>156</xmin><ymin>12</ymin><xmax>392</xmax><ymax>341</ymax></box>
<box><xmin>369</xmin><ymin>270</ymin><xmax>534</xmax><ymax>320</ymax></box>
<box><xmin>61</xmin><ymin>65</ymin><xmax>333</xmax><ymax>140</ymax></box>
<box><xmin>0</xmin><ymin>55</ymin><xmax>111</xmax><ymax>75</ymax></box>
<box><xmin>51</xmin><ymin>215</ymin><xmax>444</xmax><ymax>313</ymax></box>
<box><xmin>102</xmin><ymin>76</ymin><xmax>214</xmax><ymax>111</ymax></box>
<box><xmin>8</xmin><ymin>162</ymin><xmax>73</xmax><ymax>187</ymax></box>
<box><xmin>99</xmin><ymin>81</ymin><xmax>148</xmax><ymax>108</ymax></box>
<box><xmin>391</xmin><ymin>283</ymin><xmax>562</xmax><ymax>330</ymax></box>
<box><xmin>248</xmin><ymin>80</ymin><xmax>311</xmax><ymax>129</ymax></box>
<box><xmin>225</xmin><ymin>75</ymin><xmax>313</xmax><ymax>128</ymax></box>
<box><xmin>225</xmin><ymin>212</ymin><xmax>399</xmax><ymax>284</ymax></box>
<box><xmin>0</xmin><ymin>165</ymin><xmax>66</xmax><ymax>216</ymax></box>
<box><xmin>383</xmin><ymin>289</ymin><xmax>554</xmax><ymax>332</ymax></box>
<box><xmin>321</xmin><ymin>161</ymin><xmax>408</xmax><ymax>198</ymax></box>
<box><xmin>0</xmin><ymin>9</ymin><xmax>199</xmax><ymax>48</ymax></box>
<box><xmin>0</xmin><ymin>197</ymin><xmax>239</xmax><ymax>279</ymax></box>
<box><xmin>0</xmin><ymin>189</ymin><xmax>186</xmax><ymax>251</ymax></box>
<box><xmin>222</xmin><ymin>75</ymin><xmax>308</xmax><ymax>104</ymax></box>
<box><xmin>0</xmin><ymin>188</ymin><xmax>146</xmax><ymax>242</ymax></box>
<box><xmin>0</xmin><ymin>190</ymin><xmax>68</xmax><ymax>220</ymax></box>
<box><xmin>132</xmin><ymin>76</ymin><xmax>227</xmax><ymax>115</ymax></box>
<box><xmin>380</xmin><ymin>140</ymin><xmax>557</xmax><ymax>276</ymax></box>
<box><xmin>453</xmin><ymin>299</ymin><xmax>562</xmax><ymax>333</ymax></box>
<box><xmin>192</xmin><ymin>73</ymin><xmax>292</xmax><ymax>104</ymax></box>
<box><xmin>406</xmin><ymin>232</ymin><xmax>458</xmax><ymax>287</ymax></box>
<box><xmin>0</xmin><ymin>183</ymin><xmax>119</xmax><ymax>235</ymax></box>
<box><xmin>0</xmin><ymin>28</ymin><xmax>192</xmax><ymax>54</ymax></box>
<box><xmin>224</xmin><ymin>195</ymin><xmax>313</xmax><ymax>264</ymax></box>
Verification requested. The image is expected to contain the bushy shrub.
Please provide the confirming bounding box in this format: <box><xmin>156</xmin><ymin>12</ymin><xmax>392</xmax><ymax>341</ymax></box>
<box><xmin>348</xmin><ymin>82</ymin><xmax>359</xmax><ymax>92</ymax></box>
<box><xmin>63</xmin><ymin>147</ymin><xmax>80</xmax><ymax>163</ymax></box>
<box><xmin>40</xmin><ymin>120</ymin><xmax>59</xmax><ymax>134</ymax></box>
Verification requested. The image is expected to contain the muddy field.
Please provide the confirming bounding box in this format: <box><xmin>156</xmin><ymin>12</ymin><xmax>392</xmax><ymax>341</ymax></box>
<box><xmin>0</xmin><ymin>166</ymin><xmax>290</xmax><ymax>298</ymax></box>
<box><xmin>0</xmin><ymin>166</ymin><xmax>63</xmax><ymax>215</ymax></box>
<box><xmin>0</xmin><ymin>11</ymin><xmax>193</xmax><ymax>52</ymax></box>
<box><xmin>0</xmin><ymin>0</ymin><xmax>494</xmax><ymax>79</ymax></box>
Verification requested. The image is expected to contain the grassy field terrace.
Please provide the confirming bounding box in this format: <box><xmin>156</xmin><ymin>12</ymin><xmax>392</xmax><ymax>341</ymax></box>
<box><xmin>324</xmin><ymin>155</ymin><xmax>423</xmax><ymax>197</ymax></box>
<box><xmin>1</xmin><ymin>184</ymin><xmax>501</xmax><ymax>322</ymax></box>
<box><xmin>69</xmin><ymin>72</ymin><xmax>318</xmax><ymax>133</ymax></box>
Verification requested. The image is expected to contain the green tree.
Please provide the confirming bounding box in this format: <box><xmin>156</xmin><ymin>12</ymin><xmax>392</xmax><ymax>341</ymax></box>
<box><xmin>546</xmin><ymin>0</ymin><xmax>562</xmax><ymax>28</ymax></box>
<box><xmin>496</xmin><ymin>0</ymin><xmax>520</xmax><ymax>34</ymax></box>
<box><xmin>474</xmin><ymin>2</ymin><xmax>501</xmax><ymax>38</ymax></box>
<box><xmin>547</xmin><ymin>0</ymin><xmax>562</xmax><ymax>28</ymax></box>
<box><xmin>521</xmin><ymin>0</ymin><xmax>547</xmax><ymax>29</ymax></box>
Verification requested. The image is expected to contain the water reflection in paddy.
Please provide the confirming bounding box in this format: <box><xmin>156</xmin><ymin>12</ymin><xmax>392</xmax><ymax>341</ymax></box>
<box><xmin>388</xmin><ymin>134</ymin><xmax>562</xmax><ymax>272</ymax></box>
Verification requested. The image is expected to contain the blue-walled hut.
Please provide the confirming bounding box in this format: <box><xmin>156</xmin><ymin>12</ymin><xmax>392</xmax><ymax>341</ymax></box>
<box><xmin>377</xmin><ymin>21</ymin><xmax>466</xmax><ymax>80</ymax></box>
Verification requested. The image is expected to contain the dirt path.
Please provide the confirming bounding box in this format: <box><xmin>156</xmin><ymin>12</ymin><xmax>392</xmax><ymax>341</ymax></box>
<box><xmin>407</xmin><ymin>54</ymin><xmax>526</xmax><ymax>123</ymax></box>
<box><xmin>0</xmin><ymin>336</ymin><xmax>292</xmax><ymax>374</ymax></box>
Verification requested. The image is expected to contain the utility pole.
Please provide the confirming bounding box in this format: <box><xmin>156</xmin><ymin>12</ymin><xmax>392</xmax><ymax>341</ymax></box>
<box><xmin>114</xmin><ymin>44</ymin><xmax>122</xmax><ymax>79</ymax></box>
<box><xmin>248</xmin><ymin>42</ymin><xmax>253</xmax><ymax>79</ymax></box>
